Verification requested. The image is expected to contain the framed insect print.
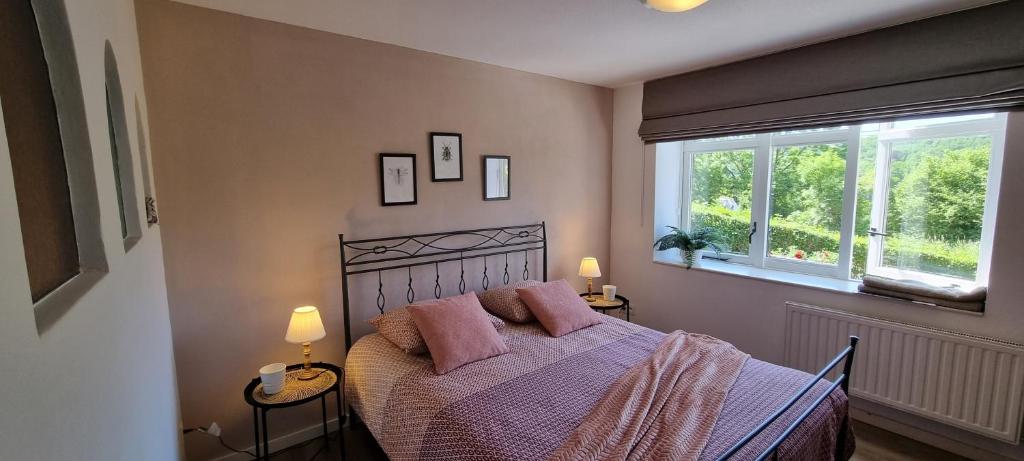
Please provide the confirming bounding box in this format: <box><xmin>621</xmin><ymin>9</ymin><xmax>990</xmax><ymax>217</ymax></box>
<box><xmin>429</xmin><ymin>132</ymin><xmax>463</xmax><ymax>181</ymax></box>
<box><xmin>482</xmin><ymin>155</ymin><xmax>510</xmax><ymax>201</ymax></box>
<box><xmin>379</xmin><ymin>153</ymin><xmax>417</xmax><ymax>206</ymax></box>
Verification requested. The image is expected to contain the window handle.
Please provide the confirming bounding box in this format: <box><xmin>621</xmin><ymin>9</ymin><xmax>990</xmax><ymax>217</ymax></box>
<box><xmin>749</xmin><ymin>221</ymin><xmax>757</xmax><ymax>244</ymax></box>
<box><xmin>868</xmin><ymin>227</ymin><xmax>889</xmax><ymax>237</ymax></box>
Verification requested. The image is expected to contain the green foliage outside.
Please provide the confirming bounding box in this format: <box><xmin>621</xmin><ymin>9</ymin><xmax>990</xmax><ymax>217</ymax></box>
<box><xmin>687</xmin><ymin>133</ymin><xmax>990</xmax><ymax>280</ymax></box>
<box><xmin>692</xmin><ymin>204</ymin><xmax>979</xmax><ymax>278</ymax></box>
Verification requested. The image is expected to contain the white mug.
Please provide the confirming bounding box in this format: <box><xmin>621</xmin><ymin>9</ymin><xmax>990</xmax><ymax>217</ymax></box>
<box><xmin>259</xmin><ymin>363</ymin><xmax>287</xmax><ymax>395</ymax></box>
<box><xmin>602</xmin><ymin>285</ymin><xmax>617</xmax><ymax>301</ymax></box>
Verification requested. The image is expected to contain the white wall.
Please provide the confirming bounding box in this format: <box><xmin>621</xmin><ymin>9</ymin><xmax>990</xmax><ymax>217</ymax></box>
<box><xmin>0</xmin><ymin>1</ymin><xmax>181</xmax><ymax>460</ymax></box>
<box><xmin>610</xmin><ymin>83</ymin><xmax>1024</xmax><ymax>460</ymax></box>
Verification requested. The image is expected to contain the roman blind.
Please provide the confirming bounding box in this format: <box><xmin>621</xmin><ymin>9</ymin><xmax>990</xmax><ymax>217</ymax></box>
<box><xmin>638</xmin><ymin>1</ymin><xmax>1024</xmax><ymax>142</ymax></box>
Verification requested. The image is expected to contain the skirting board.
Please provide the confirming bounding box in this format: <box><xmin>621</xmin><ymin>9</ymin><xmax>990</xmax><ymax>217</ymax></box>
<box><xmin>209</xmin><ymin>417</ymin><xmax>342</xmax><ymax>461</ymax></box>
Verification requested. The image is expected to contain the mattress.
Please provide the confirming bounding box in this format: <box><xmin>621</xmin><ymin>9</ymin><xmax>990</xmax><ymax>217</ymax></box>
<box><xmin>345</xmin><ymin>316</ymin><xmax>851</xmax><ymax>460</ymax></box>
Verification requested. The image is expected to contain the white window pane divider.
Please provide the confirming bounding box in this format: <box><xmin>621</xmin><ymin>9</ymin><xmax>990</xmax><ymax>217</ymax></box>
<box><xmin>682</xmin><ymin>138</ymin><xmax>759</xmax><ymax>153</ymax></box>
<box><xmin>877</xmin><ymin>117</ymin><xmax>1005</xmax><ymax>142</ymax></box>
<box><xmin>769</xmin><ymin>129</ymin><xmax>853</xmax><ymax>146</ymax></box>
<box><xmin>866</xmin><ymin>126</ymin><xmax>893</xmax><ymax>277</ymax></box>
<box><xmin>748</xmin><ymin>133</ymin><xmax>772</xmax><ymax>268</ymax></box>
<box><xmin>975</xmin><ymin>114</ymin><xmax>1007</xmax><ymax>285</ymax></box>
<box><xmin>837</xmin><ymin>127</ymin><xmax>862</xmax><ymax>279</ymax></box>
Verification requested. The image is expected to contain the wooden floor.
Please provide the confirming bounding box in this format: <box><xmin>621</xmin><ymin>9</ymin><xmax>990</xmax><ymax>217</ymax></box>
<box><xmin>848</xmin><ymin>421</ymin><xmax>972</xmax><ymax>461</ymax></box>
<box><xmin>270</xmin><ymin>420</ymin><xmax>969</xmax><ymax>461</ymax></box>
<box><xmin>263</xmin><ymin>424</ymin><xmax>385</xmax><ymax>460</ymax></box>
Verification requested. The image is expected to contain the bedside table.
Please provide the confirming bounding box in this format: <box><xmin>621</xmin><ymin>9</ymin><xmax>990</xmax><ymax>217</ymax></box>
<box><xmin>243</xmin><ymin>362</ymin><xmax>344</xmax><ymax>460</ymax></box>
<box><xmin>579</xmin><ymin>293</ymin><xmax>631</xmax><ymax>322</ymax></box>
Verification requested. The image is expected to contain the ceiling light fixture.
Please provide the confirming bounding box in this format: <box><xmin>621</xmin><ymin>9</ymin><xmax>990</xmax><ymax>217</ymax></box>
<box><xmin>640</xmin><ymin>0</ymin><xmax>708</xmax><ymax>13</ymax></box>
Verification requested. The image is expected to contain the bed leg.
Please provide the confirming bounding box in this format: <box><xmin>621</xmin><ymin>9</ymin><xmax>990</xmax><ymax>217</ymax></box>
<box><xmin>835</xmin><ymin>413</ymin><xmax>850</xmax><ymax>460</ymax></box>
<box><xmin>835</xmin><ymin>336</ymin><xmax>858</xmax><ymax>460</ymax></box>
<box><xmin>348</xmin><ymin>405</ymin><xmax>364</xmax><ymax>429</ymax></box>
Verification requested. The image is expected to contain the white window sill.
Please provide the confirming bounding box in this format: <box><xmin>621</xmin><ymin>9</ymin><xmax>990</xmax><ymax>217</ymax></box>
<box><xmin>653</xmin><ymin>253</ymin><xmax>859</xmax><ymax>293</ymax></box>
<box><xmin>651</xmin><ymin>254</ymin><xmax>984</xmax><ymax>316</ymax></box>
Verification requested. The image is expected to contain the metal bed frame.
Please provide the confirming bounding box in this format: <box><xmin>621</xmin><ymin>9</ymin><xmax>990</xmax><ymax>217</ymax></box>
<box><xmin>338</xmin><ymin>222</ymin><xmax>859</xmax><ymax>460</ymax></box>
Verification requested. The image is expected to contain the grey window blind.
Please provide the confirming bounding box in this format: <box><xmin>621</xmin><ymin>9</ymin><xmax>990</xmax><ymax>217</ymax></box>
<box><xmin>639</xmin><ymin>1</ymin><xmax>1024</xmax><ymax>143</ymax></box>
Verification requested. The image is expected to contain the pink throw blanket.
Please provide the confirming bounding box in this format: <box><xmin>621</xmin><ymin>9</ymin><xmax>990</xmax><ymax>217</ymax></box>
<box><xmin>549</xmin><ymin>332</ymin><xmax>749</xmax><ymax>461</ymax></box>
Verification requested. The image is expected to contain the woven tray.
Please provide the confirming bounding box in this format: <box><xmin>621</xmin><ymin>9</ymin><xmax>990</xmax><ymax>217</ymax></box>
<box><xmin>585</xmin><ymin>297</ymin><xmax>624</xmax><ymax>308</ymax></box>
<box><xmin>252</xmin><ymin>368</ymin><xmax>337</xmax><ymax>405</ymax></box>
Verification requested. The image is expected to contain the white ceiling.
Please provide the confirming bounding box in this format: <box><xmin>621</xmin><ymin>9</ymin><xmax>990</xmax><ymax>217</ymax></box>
<box><xmin>171</xmin><ymin>0</ymin><xmax>997</xmax><ymax>88</ymax></box>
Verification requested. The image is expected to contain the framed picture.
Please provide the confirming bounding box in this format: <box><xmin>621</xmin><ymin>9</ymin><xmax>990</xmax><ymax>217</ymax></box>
<box><xmin>379</xmin><ymin>153</ymin><xmax>417</xmax><ymax>206</ymax></box>
<box><xmin>482</xmin><ymin>155</ymin><xmax>510</xmax><ymax>201</ymax></box>
<box><xmin>429</xmin><ymin>132</ymin><xmax>463</xmax><ymax>181</ymax></box>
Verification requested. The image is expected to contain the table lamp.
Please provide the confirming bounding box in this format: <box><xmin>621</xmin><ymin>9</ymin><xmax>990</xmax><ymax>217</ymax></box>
<box><xmin>578</xmin><ymin>257</ymin><xmax>602</xmax><ymax>302</ymax></box>
<box><xmin>285</xmin><ymin>305</ymin><xmax>327</xmax><ymax>380</ymax></box>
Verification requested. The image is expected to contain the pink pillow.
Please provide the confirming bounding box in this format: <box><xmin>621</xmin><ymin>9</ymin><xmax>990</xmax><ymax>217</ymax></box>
<box><xmin>408</xmin><ymin>292</ymin><xmax>510</xmax><ymax>374</ymax></box>
<box><xmin>369</xmin><ymin>301</ymin><xmax>505</xmax><ymax>355</ymax></box>
<box><xmin>477</xmin><ymin>279</ymin><xmax>542</xmax><ymax>322</ymax></box>
<box><xmin>516</xmin><ymin>279</ymin><xmax>602</xmax><ymax>337</ymax></box>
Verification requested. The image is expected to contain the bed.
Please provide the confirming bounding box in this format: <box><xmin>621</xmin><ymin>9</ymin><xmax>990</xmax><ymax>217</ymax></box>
<box><xmin>339</xmin><ymin>223</ymin><xmax>857</xmax><ymax>460</ymax></box>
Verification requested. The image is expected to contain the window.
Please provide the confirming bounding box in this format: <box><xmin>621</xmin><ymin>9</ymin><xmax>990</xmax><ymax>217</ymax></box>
<box><xmin>0</xmin><ymin>0</ymin><xmax>107</xmax><ymax>331</ymax></box>
<box><xmin>689</xmin><ymin>149</ymin><xmax>754</xmax><ymax>258</ymax></box>
<box><xmin>655</xmin><ymin>113</ymin><xmax>1006</xmax><ymax>288</ymax></box>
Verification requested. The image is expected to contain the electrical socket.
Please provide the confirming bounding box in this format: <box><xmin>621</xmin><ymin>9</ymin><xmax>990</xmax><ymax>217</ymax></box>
<box><xmin>207</xmin><ymin>422</ymin><xmax>222</xmax><ymax>437</ymax></box>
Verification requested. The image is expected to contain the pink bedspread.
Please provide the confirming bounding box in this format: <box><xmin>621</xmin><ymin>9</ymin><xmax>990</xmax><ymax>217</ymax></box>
<box><xmin>345</xmin><ymin>317</ymin><xmax>852</xmax><ymax>461</ymax></box>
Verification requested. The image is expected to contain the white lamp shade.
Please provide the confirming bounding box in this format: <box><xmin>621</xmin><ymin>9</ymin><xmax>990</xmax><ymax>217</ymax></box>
<box><xmin>578</xmin><ymin>257</ymin><xmax>602</xmax><ymax>278</ymax></box>
<box><xmin>642</xmin><ymin>0</ymin><xmax>708</xmax><ymax>13</ymax></box>
<box><xmin>285</xmin><ymin>306</ymin><xmax>326</xmax><ymax>344</ymax></box>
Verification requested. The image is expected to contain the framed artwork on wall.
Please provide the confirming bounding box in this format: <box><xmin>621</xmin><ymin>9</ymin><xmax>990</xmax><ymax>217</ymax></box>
<box><xmin>482</xmin><ymin>155</ymin><xmax>510</xmax><ymax>201</ymax></box>
<box><xmin>379</xmin><ymin>153</ymin><xmax>417</xmax><ymax>206</ymax></box>
<box><xmin>429</xmin><ymin>132</ymin><xmax>463</xmax><ymax>181</ymax></box>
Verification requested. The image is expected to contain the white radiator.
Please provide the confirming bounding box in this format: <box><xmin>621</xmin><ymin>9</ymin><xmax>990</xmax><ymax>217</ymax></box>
<box><xmin>784</xmin><ymin>302</ymin><xmax>1024</xmax><ymax>444</ymax></box>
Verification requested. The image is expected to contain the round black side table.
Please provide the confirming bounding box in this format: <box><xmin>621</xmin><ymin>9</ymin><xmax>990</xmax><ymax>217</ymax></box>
<box><xmin>580</xmin><ymin>293</ymin><xmax>631</xmax><ymax>322</ymax></box>
<box><xmin>243</xmin><ymin>361</ymin><xmax>345</xmax><ymax>460</ymax></box>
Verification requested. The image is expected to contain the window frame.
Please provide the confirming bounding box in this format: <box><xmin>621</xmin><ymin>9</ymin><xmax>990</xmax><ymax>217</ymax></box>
<box><xmin>762</xmin><ymin>128</ymin><xmax>861</xmax><ymax>279</ymax></box>
<box><xmin>679</xmin><ymin>140</ymin><xmax>759</xmax><ymax>265</ymax></box>
<box><xmin>678</xmin><ymin>127</ymin><xmax>860</xmax><ymax>279</ymax></box>
<box><xmin>864</xmin><ymin>114</ymin><xmax>1006</xmax><ymax>288</ymax></box>
<box><xmin>667</xmin><ymin>113</ymin><xmax>1006</xmax><ymax>286</ymax></box>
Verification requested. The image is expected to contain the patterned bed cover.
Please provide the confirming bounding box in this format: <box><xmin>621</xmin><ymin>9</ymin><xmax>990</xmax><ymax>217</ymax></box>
<box><xmin>345</xmin><ymin>317</ymin><xmax>851</xmax><ymax>460</ymax></box>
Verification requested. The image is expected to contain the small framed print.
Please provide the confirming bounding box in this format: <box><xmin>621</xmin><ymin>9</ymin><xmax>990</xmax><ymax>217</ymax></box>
<box><xmin>379</xmin><ymin>153</ymin><xmax>417</xmax><ymax>206</ymax></box>
<box><xmin>429</xmin><ymin>132</ymin><xmax>463</xmax><ymax>182</ymax></box>
<box><xmin>482</xmin><ymin>155</ymin><xmax>510</xmax><ymax>201</ymax></box>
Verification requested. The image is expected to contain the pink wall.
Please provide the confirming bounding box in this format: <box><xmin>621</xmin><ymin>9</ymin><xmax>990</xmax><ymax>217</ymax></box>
<box><xmin>136</xmin><ymin>1</ymin><xmax>612</xmax><ymax>459</ymax></box>
<box><xmin>610</xmin><ymin>83</ymin><xmax>1024</xmax><ymax>460</ymax></box>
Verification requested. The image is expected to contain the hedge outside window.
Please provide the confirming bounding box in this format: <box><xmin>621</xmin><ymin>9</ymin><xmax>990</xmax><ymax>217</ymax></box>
<box><xmin>655</xmin><ymin>113</ymin><xmax>1006</xmax><ymax>289</ymax></box>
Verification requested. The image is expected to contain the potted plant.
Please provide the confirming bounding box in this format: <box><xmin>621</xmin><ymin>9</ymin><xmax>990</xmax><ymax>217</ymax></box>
<box><xmin>653</xmin><ymin>226</ymin><xmax>725</xmax><ymax>269</ymax></box>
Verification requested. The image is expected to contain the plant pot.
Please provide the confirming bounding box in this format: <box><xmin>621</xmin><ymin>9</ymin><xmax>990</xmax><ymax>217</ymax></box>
<box><xmin>684</xmin><ymin>249</ymin><xmax>705</xmax><ymax>268</ymax></box>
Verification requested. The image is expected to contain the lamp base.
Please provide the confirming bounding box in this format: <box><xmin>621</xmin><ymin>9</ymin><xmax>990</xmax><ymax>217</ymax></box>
<box><xmin>585</xmin><ymin>277</ymin><xmax>596</xmax><ymax>302</ymax></box>
<box><xmin>297</xmin><ymin>341</ymin><xmax>319</xmax><ymax>380</ymax></box>
<box><xmin>296</xmin><ymin>368</ymin><xmax>320</xmax><ymax>381</ymax></box>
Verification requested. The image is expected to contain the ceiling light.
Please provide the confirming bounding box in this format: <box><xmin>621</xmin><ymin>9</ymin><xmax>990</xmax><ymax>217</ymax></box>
<box><xmin>641</xmin><ymin>0</ymin><xmax>708</xmax><ymax>13</ymax></box>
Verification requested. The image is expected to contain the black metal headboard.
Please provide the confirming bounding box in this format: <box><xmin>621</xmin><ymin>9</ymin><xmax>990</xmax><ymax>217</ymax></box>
<box><xmin>339</xmin><ymin>222</ymin><xmax>547</xmax><ymax>352</ymax></box>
